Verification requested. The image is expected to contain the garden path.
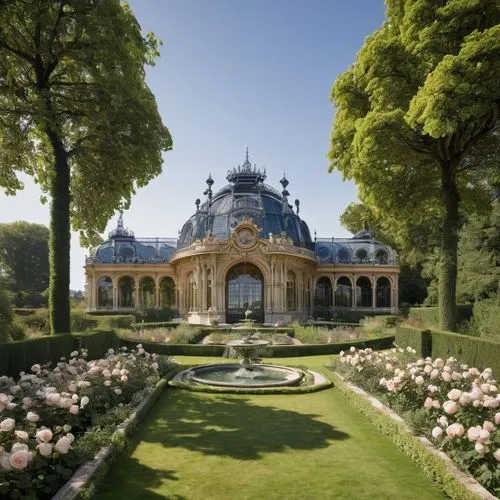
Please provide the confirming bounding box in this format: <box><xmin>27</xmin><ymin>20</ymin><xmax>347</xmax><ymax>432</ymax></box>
<box><xmin>95</xmin><ymin>355</ymin><xmax>446</xmax><ymax>500</ymax></box>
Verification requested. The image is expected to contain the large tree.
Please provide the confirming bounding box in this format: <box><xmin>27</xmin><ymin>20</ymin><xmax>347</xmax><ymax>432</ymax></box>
<box><xmin>329</xmin><ymin>0</ymin><xmax>499</xmax><ymax>330</ymax></box>
<box><xmin>0</xmin><ymin>221</ymin><xmax>49</xmax><ymax>294</ymax></box>
<box><xmin>0</xmin><ymin>1</ymin><xmax>172</xmax><ymax>333</ymax></box>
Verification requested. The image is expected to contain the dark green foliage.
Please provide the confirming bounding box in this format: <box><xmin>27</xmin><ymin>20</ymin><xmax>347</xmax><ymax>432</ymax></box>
<box><xmin>134</xmin><ymin>307</ymin><xmax>177</xmax><ymax>323</ymax></box>
<box><xmin>70</xmin><ymin>312</ymin><xmax>99</xmax><ymax>332</ymax></box>
<box><xmin>471</xmin><ymin>298</ymin><xmax>500</xmax><ymax>340</ymax></box>
<box><xmin>0</xmin><ymin>288</ymin><xmax>14</xmax><ymax>342</ymax></box>
<box><xmin>314</xmin><ymin>309</ymin><xmax>392</xmax><ymax>323</ymax></box>
<box><xmin>398</xmin><ymin>264</ymin><xmax>429</xmax><ymax>306</ymax></box>
<box><xmin>395</xmin><ymin>325</ymin><xmax>500</xmax><ymax>375</ymax></box>
<box><xmin>130</xmin><ymin>321</ymin><xmax>181</xmax><ymax>330</ymax></box>
<box><xmin>0</xmin><ymin>330</ymin><xmax>120</xmax><ymax>377</ymax></box>
<box><xmin>407</xmin><ymin>305</ymin><xmax>473</xmax><ymax>331</ymax></box>
<box><xmin>0</xmin><ymin>222</ymin><xmax>50</xmax><ymax>298</ymax></box>
<box><xmin>16</xmin><ymin>308</ymin><xmax>50</xmax><ymax>333</ymax></box>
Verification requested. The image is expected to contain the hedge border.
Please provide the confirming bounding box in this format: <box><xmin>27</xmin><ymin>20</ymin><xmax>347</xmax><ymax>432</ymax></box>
<box><xmin>331</xmin><ymin>372</ymin><xmax>493</xmax><ymax>500</ymax></box>
<box><xmin>395</xmin><ymin>326</ymin><xmax>500</xmax><ymax>375</ymax></box>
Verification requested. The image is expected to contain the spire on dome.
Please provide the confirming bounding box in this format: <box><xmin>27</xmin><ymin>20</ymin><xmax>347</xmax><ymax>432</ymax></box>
<box><xmin>226</xmin><ymin>149</ymin><xmax>266</xmax><ymax>185</ymax></box>
<box><xmin>108</xmin><ymin>210</ymin><xmax>134</xmax><ymax>240</ymax></box>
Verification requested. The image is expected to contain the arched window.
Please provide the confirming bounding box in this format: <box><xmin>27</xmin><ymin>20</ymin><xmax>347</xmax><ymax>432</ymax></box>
<box><xmin>356</xmin><ymin>277</ymin><xmax>372</xmax><ymax>307</ymax></box>
<box><xmin>139</xmin><ymin>277</ymin><xmax>155</xmax><ymax>309</ymax></box>
<box><xmin>159</xmin><ymin>277</ymin><xmax>175</xmax><ymax>308</ymax></box>
<box><xmin>97</xmin><ymin>276</ymin><xmax>113</xmax><ymax>308</ymax></box>
<box><xmin>335</xmin><ymin>276</ymin><xmax>352</xmax><ymax>307</ymax></box>
<box><xmin>118</xmin><ymin>276</ymin><xmax>135</xmax><ymax>308</ymax></box>
<box><xmin>376</xmin><ymin>277</ymin><xmax>391</xmax><ymax>308</ymax></box>
<box><xmin>286</xmin><ymin>270</ymin><xmax>297</xmax><ymax>310</ymax></box>
<box><xmin>375</xmin><ymin>249</ymin><xmax>389</xmax><ymax>264</ymax></box>
<box><xmin>315</xmin><ymin>277</ymin><xmax>332</xmax><ymax>307</ymax></box>
<box><xmin>356</xmin><ymin>248</ymin><xmax>368</xmax><ymax>261</ymax></box>
<box><xmin>225</xmin><ymin>263</ymin><xmax>264</xmax><ymax>323</ymax></box>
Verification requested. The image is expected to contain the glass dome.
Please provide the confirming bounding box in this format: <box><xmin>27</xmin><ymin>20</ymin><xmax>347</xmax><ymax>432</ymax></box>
<box><xmin>178</xmin><ymin>153</ymin><xmax>313</xmax><ymax>249</ymax></box>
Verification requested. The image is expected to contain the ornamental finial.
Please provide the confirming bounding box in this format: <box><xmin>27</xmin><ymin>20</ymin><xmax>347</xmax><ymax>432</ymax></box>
<box><xmin>118</xmin><ymin>210</ymin><xmax>124</xmax><ymax>228</ymax></box>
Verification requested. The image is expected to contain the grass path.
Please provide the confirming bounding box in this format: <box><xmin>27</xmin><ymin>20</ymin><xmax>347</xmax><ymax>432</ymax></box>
<box><xmin>96</xmin><ymin>356</ymin><xmax>445</xmax><ymax>500</ymax></box>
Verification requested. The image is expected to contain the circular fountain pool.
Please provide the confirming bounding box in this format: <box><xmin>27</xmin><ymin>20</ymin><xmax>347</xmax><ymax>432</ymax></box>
<box><xmin>185</xmin><ymin>363</ymin><xmax>304</xmax><ymax>388</ymax></box>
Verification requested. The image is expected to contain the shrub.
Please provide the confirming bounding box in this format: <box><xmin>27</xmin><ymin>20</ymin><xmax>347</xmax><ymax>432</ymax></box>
<box><xmin>0</xmin><ymin>289</ymin><xmax>14</xmax><ymax>343</ymax></box>
<box><xmin>16</xmin><ymin>308</ymin><xmax>50</xmax><ymax>333</ymax></box>
<box><xmin>407</xmin><ymin>305</ymin><xmax>473</xmax><ymax>331</ymax></box>
<box><xmin>471</xmin><ymin>298</ymin><xmax>500</xmax><ymax>341</ymax></box>
<box><xmin>134</xmin><ymin>307</ymin><xmax>177</xmax><ymax>323</ymax></box>
<box><xmin>93</xmin><ymin>315</ymin><xmax>135</xmax><ymax>330</ymax></box>
<box><xmin>9</xmin><ymin>318</ymin><xmax>27</xmax><ymax>341</ymax></box>
<box><xmin>71</xmin><ymin>312</ymin><xmax>98</xmax><ymax>332</ymax></box>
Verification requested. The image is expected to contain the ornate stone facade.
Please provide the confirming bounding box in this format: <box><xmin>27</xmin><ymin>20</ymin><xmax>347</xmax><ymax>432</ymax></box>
<box><xmin>85</xmin><ymin>154</ymin><xmax>399</xmax><ymax>324</ymax></box>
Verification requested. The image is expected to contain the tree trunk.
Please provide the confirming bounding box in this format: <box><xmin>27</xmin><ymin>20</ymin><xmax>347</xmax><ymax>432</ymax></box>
<box><xmin>46</xmin><ymin>130</ymin><xmax>71</xmax><ymax>334</ymax></box>
<box><xmin>439</xmin><ymin>159</ymin><xmax>460</xmax><ymax>332</ymax></box>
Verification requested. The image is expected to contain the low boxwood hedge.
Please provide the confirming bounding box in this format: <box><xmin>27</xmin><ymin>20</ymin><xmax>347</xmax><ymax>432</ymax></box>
<box><xmin>406</xmin><ymin>305</ymin><xmax>473</xmax><ymax>330</ymax></box>
<box><xmin>395</xmin><ymin>326</ymin><xmax>500</xmax><ymax>375</ymax></box>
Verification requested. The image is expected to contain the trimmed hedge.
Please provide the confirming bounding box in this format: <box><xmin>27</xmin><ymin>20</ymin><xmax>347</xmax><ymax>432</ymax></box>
<box><xmin>0</xmin><ymin>330</ymin><xmax>120</xmax><ymax>377</ymax></box>
<box><xmin>407</xmin><ymin>305</ymin><xmax>473</xmax><ymax>330</ymax></box>
<box><xmin>331</xmin><ymin>373</ymin><xmax>481</xmax><ymax>500</ymax></box>
<box><xmin>93</xmin><ymin>315</ymin><xmax>135</xmax><ymax>330</ymax></box>
<box><xmin>118</xmin><ymin>335</ymin><xmax>395</xmax><ymax>358</ymax></box>
<box><xmin>395</xmin><ymin>326</ymin><xmax>500</xmax><ymax>376</ymax></box>
<box><xmin>471</xmin><ymin>299</ymin><xmax>500</xmax><ymax>340</ymax></box>
<box><xmin>130</xmin><ymin>321</ymin><xmax>180</xmax><ymax>330</ymax></box>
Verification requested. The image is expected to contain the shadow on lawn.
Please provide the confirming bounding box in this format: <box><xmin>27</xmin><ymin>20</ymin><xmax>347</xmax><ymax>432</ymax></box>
<box><xmin>98</xmin><ymin>458</ymin><xmax>184</xmax><ymax>500</ymax></box>
<box><xmin>140</xmin><ymin>390</ymin><xmax>349</xmax><ymax>460</ymax></box>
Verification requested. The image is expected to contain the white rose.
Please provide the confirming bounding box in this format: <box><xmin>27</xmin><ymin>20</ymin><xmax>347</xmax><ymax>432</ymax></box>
<box><xmin>467</xmin><ymin>426</ymin><xmax>482</xmax><ymax>441</ymax></box>
<box><xmin>31</xmin><ymin>364</ymin><xmax>41</xmax><ymax>373</ymax></box>
<box><xmin>80</xmin><ymin>396</ymin><xmax>90</xmax><ymax>408</ymax></box>
<box><xmin>0</xmin><ymin>452</ymin><xmax>11</xmax><ymax>471</ymax></box>
<box><xmin>14</xmin><ymin>430</ymin><xmax>29</xmax><ymax>440</ymax></box>
<box><xmin>438</xmin><ymin>416</ymin><xmax>448</xmax><ymax>427</ymax></box>
<box><xmin>0</xmin><ymin>418</ymin><xmax>15</xmax><ymax>431</ymax></box>
<box><xmin>114</xmin><ymin>388</ymin><xmax>122</xmax><ymax>395</ymax></box>
<box><xmin>447</xmin><ymin>389</ymin><xmax>461</xmax><ymax>401</ymax></box>
<box><xmin>475</xmin><ymin>442</ymin><xmax>486</xmax><ymax>454</ymax></box>
<box><xmin>26</xmin><ymin>412</ymin><xmax>39</xmax><ymax>423</ymax></box>
<box><xmin>36</xmin><ymin>428</ymin><xmax>53</xmax><ymax>443</ymax></box>
<box><xmin>63</xmin><ymin>424</ymin><xmax>72</xmax><ymax>433</ymax></box>
<box><xmin>54</xmin><ymin>436</ymin><xmax>72</xmax><ymax>454</ymax></box>
<box><xmin>431</xmin><ymin>426</ymin><xmax>443</xmax><ymax>439</ymax></box>
<box><xmin>494</xmin><ymin>449</ymin><xmax>500</xmax><ymax>461</ymax></box>
<box><xmin>37</xmin><ymin>442</ymin><xmax>53</xmax><ymax>456</ymax></box>
<box><xmin>415</xmin><ymin>376</ymin><xmax>424</xmax><ymax>385</ymax></box>
<box><xmin>69</xmin><ymin>405</ymin><xmax>79</xmax><ymax>415</ymax></box>
<box><xmin>443</xmin><ymin>401</ymin><xmax>458</xmax><ymax>414</ymax></box>
<box><xmin>495</xmin><ymin>412</ymin><xmax>500</xmax><ymax>425</ymax></box>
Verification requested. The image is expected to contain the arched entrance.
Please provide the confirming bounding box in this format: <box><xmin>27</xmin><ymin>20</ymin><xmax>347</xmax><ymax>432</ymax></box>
<box><xmin>225</xmin><ymin>263</ymin><xmax>264</xmax><ymax>324</ymax></box>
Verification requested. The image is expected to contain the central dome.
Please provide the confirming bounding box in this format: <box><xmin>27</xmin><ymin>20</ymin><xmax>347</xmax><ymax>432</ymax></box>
<box><xmin>178</xmin><ymin>152</ymin><xmax>313</xmax><ymax>249</ymax></box>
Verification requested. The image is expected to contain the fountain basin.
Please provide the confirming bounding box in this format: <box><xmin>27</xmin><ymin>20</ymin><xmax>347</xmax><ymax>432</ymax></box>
<box><xmin>176</xmin><ymin>363</ymin><xmax>304</xmax><ymax>388</ymax></box>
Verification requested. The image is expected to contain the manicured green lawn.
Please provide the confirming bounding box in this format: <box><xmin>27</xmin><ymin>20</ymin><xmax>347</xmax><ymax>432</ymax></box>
<box><xmin>96</xmin><ymin>356</ymin><xmax>445</xmax><ymax>499</ymax></box>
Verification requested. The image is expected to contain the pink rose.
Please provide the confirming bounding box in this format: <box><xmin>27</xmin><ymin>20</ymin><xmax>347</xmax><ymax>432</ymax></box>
<box><xmin>69</xmin><ymin>405</ymin><xmax>79</xmax><ymax>415</ymax></box>
<box><xmin>494</xmin><ymin>449</ymin><xmax>500</xmax><ymax>461</ymax></box>
<box><xmin>447</xmin><ymin>389</ymin><xmax>461</xmax><ymax>401</ymax></box>
<box><xmin>467</xmin><ymin>426</ymin><xmax>481</xmax><ymax>441</ymax></box>
<box><xmin>483</xmin><ymin>421</ymin><xmax>495</xmax><ymax>432</ymax></box>
<box><xmin>495</xmin><ymin>412</ymin><xmax>500</xmax><ymax>425</ymax></box>
<box><xmin>9</xmin><ymin>450</ymin><xmax>29</xmax><ymax>470</ymax></box>
<box><xmin>475</xmin><ymin>442</ymin><xmax>486</xmax><ymax>454</ymax></box>
<box><xmin>36</xmin><ymin>428</ymin><xmax>53</xmax><ymax>443</ymax></box>
<box><xmin>37</xmin><ymin>442</ymin><xmax>53</xmax><ymax>457</ymax></box>
<box><xmin>446</xmin><ymin>423</ymin><xmax>464</xmax><ymax>439</ymax></box>
<box><xmin>443</xmin><ymin>401</ymin><xmax>458</xmax><ymax>414</ymax></box>
<box><xmin>424</xmin><ymin>397</ymin><xmax>433</xmax><ymax>409</ymax></box>
<box><xmin>442</xmin><ymin>372</ymin><xmax>452</xmax><ymax>382</ymax></box>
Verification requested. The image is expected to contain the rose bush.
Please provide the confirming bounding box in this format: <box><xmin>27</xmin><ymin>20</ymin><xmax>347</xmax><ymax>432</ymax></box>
<box><xmin>332</xmin><ymin>347</ymin><xmax>499</xmax><ymax>495</ymax></box>
<box><xmin>0</xmin><ymin>344</ymin><xmax>171</xmax><ymax>499</ymax></box>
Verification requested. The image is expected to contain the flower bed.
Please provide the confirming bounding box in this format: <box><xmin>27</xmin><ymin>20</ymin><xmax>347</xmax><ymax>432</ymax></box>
<box><xmin>332</xmin><ymin>347</ymin><xmax>499</xmax><ymax>496</ymax></box>
<box><xmin>0</xmin><ymin>344</ymin><xmax>170</xmax><ymax>499</ymax></box>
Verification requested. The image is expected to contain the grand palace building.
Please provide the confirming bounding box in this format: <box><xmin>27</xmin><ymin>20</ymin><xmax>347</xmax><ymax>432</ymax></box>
<box><xmin>85</xmin><ymin>153</ymin><xmax>399</xmax><ymax>324</ymax></box>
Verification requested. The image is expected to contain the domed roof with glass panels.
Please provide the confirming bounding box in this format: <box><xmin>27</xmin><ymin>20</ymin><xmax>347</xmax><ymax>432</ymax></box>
<box><xmin>177</xmin><ymin>150</ymin><xmax>313</xmax><ymax>249</ymax></box>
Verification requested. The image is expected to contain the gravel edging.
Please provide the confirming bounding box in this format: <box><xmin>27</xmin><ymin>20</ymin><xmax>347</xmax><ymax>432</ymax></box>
<box><xmin>333</xmin><ymin>372</ymin><xmax>497</xmax><ymax>500</ymax></box>
<box><xmin>52</xmin><ymin>373</ymin><xmax>171</xmax><ymax>500</ymax></box>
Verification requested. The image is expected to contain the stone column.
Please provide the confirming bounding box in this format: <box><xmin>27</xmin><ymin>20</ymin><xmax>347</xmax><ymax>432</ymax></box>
<box><xmin>352</xmin><ymin>275</ymin><xmax>357</xmax><ymax>309</ymax></box>
<box><xmin>155</xmin><ymin>277</ymin><xmax>161</xmax><ymax>308</ymax></box>
<box><xmin>134</xmin><ymin>276</ymin><xmax>140</xmax><ymax>310</ymax></box>
<box><xmin>372</xmin><ymin>276</ymin><xmax>377</xmax><ymax>309</ymax></box>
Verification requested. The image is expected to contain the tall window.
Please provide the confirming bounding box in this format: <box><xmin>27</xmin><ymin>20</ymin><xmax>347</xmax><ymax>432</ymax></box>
<box><xmin>335</xmin><ymin>276</ymin><xmax>352</xmax><ymax>307</ymax></box>
<box><xmin>315</xmin><ymin>277</ymin><xmax>332</xmax><ymax>307</ymax></box>
<box><xmin>139</xmin><ymin>277</ymin><xmax>155</xmax><ymax>309</ymax></box>
<box><xmin>206</xmin><ymin>268</ymin><xmax>212</xmax><ymax>309</ymax></box>
<box><xmin>97</xmin><ymin>276</ymin><xmax>113</xmax><ymax>307</ymax></box>
<box><xmin>376</xmin><ymin>277</ymin><xmax>391</xmax><ymax>307</ymax></box>
<box><xmin>225</xmin><ymin>263</ymin><xmax>264</xmax><ymax>323</ymax></box>
<box><xmin>159</xmin><ymin>277</ymin><xmax>175</xmax><ymax>308</ymax></box>
<box><xmin>118</xmin><ymin>276</ymin><xmax>135</xmax><ymax>308</ymax></box>
<box><xmin>356</xmin><ymin>277</ymin><xmax>372</xmax><ymax>307</ymax></box>
<box><xmin>286</xmin><ymin>270</ymin><xmax>297</xmax><ymax>310</ymax></box>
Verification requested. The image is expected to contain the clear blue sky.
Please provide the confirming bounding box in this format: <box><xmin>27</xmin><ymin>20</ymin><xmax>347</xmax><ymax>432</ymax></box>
<box><xmin>0</xmin><ymin>0</ymin><xmax>386</xmax><ymax>290</ymax></box>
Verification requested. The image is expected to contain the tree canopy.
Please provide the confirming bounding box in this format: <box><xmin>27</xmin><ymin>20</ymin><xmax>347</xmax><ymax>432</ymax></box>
<box><xmin>0</xmin><ymin>221</ymin><xmax>49</xmax><ymax>294</ymax></box>
<box><xmin>0</xmin><ymin>0</ymin><xmax>172</xmax><ymax>332</ymax></box>
<box><xmin>329</xmin><ymin>0</ymin><xmax>500</xmax><ymax>330</ymax></box>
